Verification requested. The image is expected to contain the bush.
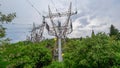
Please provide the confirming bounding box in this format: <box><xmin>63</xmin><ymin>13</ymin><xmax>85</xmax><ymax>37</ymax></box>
<box><xmin>44</xmin><ymin>61</ymin><xmax>65</xmax><ymax>68</ymax></box>
<box><xmin>63</xmin><ymin>33</ymin><xmax>120</xmax><ymax>68</ymax></box>
<box><xmin>1</xmin><ymin>33</ymin><xmax>120</xmax><ymax>68</ymax></box>
<box><xmin>0</xmin><ymin>41</ymin><xmax>52</xmax><ymax>68</ymax></box>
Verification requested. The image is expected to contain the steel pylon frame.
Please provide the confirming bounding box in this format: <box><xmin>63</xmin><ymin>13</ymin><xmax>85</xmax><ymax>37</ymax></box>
<box><xmin>44</xmin><ymin>2</ymin><xmax>77</xmax><ymax>62</ymax></box>
<box><xmin>26</xmin><ymin>18</ymin><xmax>46</xmax><ymax>43</ymax></box>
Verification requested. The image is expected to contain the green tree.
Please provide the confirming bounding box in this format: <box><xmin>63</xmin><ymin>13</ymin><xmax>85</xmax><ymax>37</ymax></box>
<box><xmin>116</xmin><ymin>33</ymin><xmax>120</xmax><ymax>40</ymax></box>
<box><xmin>0</xmin><ymin>12</ymin><xmax>16</xmax><ymax>23</ymax></box>
<box><xmin>0</xmin><ymin>25</ymin><xmax>5</xmax><ymax>38</ymax></box>
<box><xmin>109</xmin><ymin>24</ymin><xmax>119</xmax><ymax>37</ymax></box>
<box><xmin>0</xmin><ymin>12</ymin><xmax>16</xmax><ymax>38</ymax></box>
<box><xmin>91</xmin><ymin>30</ymin><xmax>95</xmax><ymax>38</ymax></box>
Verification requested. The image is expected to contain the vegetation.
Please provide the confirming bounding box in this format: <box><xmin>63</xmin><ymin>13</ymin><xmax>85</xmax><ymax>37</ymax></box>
<box><xmin>63</xmin><ymin>33</ymin><xmax>120</xmax><ymax>68</ymax></box>
<box><xmin>0</xmin><ymin>27</ymin><xmax>120</xmax><ymax>68</ymax></box>
<box><xmin>109</xmin><ymin>24</ymin><xmax>119</xmax><ymax>37</ymax></box>
<box><xmin>0</xmin><ymin>41</ymin><xmax>52</xmax><ymax>68</ymax></box>
<box><xmin>0</xmin><ymin>5</ymin><xmax>16</xmax><ymax>46</ymax></box>
<box><xmin>0</xmin><ymin>11</ymin><xmax>16</xmax><ymax>38</ymax></box>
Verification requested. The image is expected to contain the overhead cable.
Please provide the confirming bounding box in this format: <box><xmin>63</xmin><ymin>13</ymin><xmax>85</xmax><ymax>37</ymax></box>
<box><xmin>50</xmin><ymin>0</ymin><xmax>60</xmax><ymax>14</ymax></box>
<box><xmin>75</xmin><ymin>0</ymin><xmax>77</xmax><ymax>11</ymax></box>
<box><xmin>26</xmin><ymin>0</ymin><xmax>41</xmax><ymax>16</ymax></box>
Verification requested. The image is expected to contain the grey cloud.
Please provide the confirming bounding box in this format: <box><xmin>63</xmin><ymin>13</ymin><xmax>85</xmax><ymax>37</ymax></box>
<box><xmin>89</xmin><ymin>23</ymin><xmax>108</xmax><ymax>28</ymax></box>
<box><xmin>80</xmin><ymin>18</ymin><xmax>89</xmax><ymax>26</ymax></box>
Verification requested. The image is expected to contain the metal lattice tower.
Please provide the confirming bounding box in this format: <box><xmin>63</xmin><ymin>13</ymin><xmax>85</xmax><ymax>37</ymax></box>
<box><xmin>26</xmin><ymin>20</ymin><xmax>45</xmax><ymax>43</ymax></box>
<box><xmin>44</xmin><ymin>2</ymin><xmax>77</xmax><ymax>62</ymax></box>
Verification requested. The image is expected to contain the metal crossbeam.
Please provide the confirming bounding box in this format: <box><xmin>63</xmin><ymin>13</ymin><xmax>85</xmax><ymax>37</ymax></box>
<box><xmin>26</xmin><ymin>20</ymin><xmax>45</xmax><ymax>42</ymax></box>
<box><xmin>45</xmin><ymin>11</ymin><xmax>77</xmax><ymax>18</ymax></box>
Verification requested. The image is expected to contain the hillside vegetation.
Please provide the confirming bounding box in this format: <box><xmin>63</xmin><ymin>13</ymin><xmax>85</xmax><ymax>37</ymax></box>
<box><xmin>0</xmin><ymin>32</ymin><xmax>120</xmax><ymax>68</ymax></box>
<box><xmin>0</xmin><ymin>25</ymin><xmax>120</xmax><ymax>68</ymax></box>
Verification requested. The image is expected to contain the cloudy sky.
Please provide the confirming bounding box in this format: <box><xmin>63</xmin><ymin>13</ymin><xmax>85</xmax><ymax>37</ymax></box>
<box><xmin>0</xmin><ymin>0</ymin><xmax>120</xmax><ymax>42</ymax></box>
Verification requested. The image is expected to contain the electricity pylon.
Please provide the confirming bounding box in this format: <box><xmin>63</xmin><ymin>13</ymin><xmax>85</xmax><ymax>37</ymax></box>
<box><xmin>26</xmin><ymin>19</ymin><xmax>45</xmax><ymax>42</ymax></box>
<box><xmin>44</xmin><ymin>2</ymin><xmax>77</xmax><ymax>62</ymax></box>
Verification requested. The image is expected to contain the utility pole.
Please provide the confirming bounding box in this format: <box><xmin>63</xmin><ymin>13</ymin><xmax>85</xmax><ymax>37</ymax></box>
<box><xmin>44</xmin><ymin>2</ymin><xmax>77</xmax><ymax>62</ymax></box>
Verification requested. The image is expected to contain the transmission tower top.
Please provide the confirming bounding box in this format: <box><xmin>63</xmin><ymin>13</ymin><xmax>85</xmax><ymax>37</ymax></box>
<box><xmin>44</xmin><ymin>2</ymin><xmax>77</xmax><ymax>18</ymax></box>
<box><xmin>43</xmin><ymin>2</ymin><xmax>77</xmax><ymax>38</ymax></box>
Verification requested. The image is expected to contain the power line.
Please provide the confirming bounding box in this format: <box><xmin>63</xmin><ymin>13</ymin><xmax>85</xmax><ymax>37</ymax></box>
<box><xmin>11</xmin><ymin>23</ymin><xmax>32</xmax><ymax>25</ymax></box>
<box><xmin>6</xmin><ymin>29</ymin><xmax>30</xmax><ymax>31</ymax></box>
<box><xmin>50</xmin><ymin>0</ymin><xmax>59</xmax><ymax>14</ymax></box>
<box><xmin>7</xmin><ymin>32</ymin><xmax>26</xmax><ymax>34</ymax></box>
<box><xmin>50</xmin><ymin>0</ymin><xmax>57</xmax><ymax>10</ymax></box>
<box><xmin>6</xmin><ymin>29</ymin><xmax>31</xmax><ymax>30</ymax></box>
<box><xmin>26</xmin><ymin>0</ymin><xmax>41</xmax><ymax>16</ymax></box>
<box><xmin>75</xmin><ymin>0</ymin><xmax>77</xmax><ymax>11</ymax></box>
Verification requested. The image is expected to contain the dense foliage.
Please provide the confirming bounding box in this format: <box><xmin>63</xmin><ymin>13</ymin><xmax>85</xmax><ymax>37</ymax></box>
<box><xmin>109</xmin><ymin>24</ymin><xmax>119</xmax><ymax>37</ymax></box>
<box><xmin>43</xmin><ymin>33</ymin><xmax>120</xmax><ymax>68</ymax></box>
<box><xmin>1</xmin><ymin>32</ymin><xmax>120</xmax><ymax>68</ymax></box>
<box><xmin>62</xmin><ymin>33</ymin><xmax>120</xmax><ymax>68</ymax></box>
<box><xmin>0</xmin><ymin>41</ymin><xmax>53</xmax><ymax>68</ymax></box>
<box><xmin>0</xmin><ymin>25</ymin><xmax>120</xmax><ymax>68</ymax></box>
